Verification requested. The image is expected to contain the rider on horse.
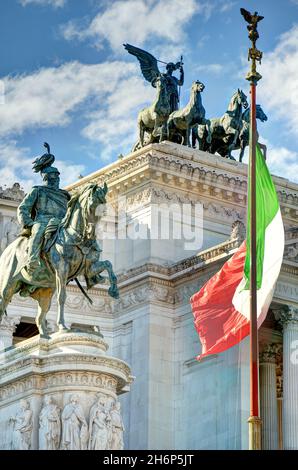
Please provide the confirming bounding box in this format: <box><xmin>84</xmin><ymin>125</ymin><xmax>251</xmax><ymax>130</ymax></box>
<box><xmin>17</xmin><ymin>156</ymin><xmax>70</xmax><ymax>276</ymax></box>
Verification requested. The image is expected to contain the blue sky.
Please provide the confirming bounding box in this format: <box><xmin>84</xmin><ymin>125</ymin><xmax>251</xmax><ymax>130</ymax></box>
<box><xmin>0</xmin><ymin>0</ymin><xmax>297</xmax><ymax>189</ymax></box>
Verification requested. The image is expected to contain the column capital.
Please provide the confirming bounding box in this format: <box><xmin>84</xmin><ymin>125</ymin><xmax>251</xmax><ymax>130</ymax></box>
<box><xmin>278</xmin><ymin>306</ymin><xmax>298</xmax><ymax>327</ymax></box>
<box><xmin>0</xmin><ymin>316</ymin><xmax>21</xmax><ymax>349</ymax></box>
<box><xmin>0</xmin><ymin>315</ymin><xmax>21</xmax><ymax>334</ymax></box>
<box><xmin>259</xmin><ymin>343</ymin><xmax>280</xmax><ymax>364</ymax></box>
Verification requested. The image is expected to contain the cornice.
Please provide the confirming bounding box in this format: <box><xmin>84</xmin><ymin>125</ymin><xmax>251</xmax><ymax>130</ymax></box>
<box><xmin>65</xmin><ymin>143</ymin><xmax>298</xmax><ymax>217</ymax></box>
<box><xmin>118</xmin><ymin>186</ymin><xmax>246</xmax><ymax>222</ymax></box>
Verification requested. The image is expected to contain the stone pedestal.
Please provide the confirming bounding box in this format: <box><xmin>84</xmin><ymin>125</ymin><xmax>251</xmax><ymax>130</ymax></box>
<box><xmin>0</xmin><ymin>331</ymin><xmax>133</xmax><ymax>450</ymax></box>
<box><xmin>259</xmin><ymin>344</ymin><xmax>279</xmax><ymax>450</ymax></box>
<box><xmin>280</xmin><ymin>306</ymin><xmax>298</xmax><ymax>450</ymax></box>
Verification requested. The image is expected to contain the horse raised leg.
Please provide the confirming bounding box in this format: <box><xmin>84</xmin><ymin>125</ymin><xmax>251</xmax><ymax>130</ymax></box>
<box><xmin>95</xmin><ymin>260</ymin><xmax>119</xmax><ymax>299</ymax></box>
<box><xmin>30</xmin><ymin>287</ymin><xmax>54</xmax><ymax>337</ymax></box>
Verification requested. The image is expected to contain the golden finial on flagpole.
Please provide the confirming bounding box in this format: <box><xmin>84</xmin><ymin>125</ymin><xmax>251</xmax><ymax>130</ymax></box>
<box><xmin>240</xmin><ymin>8</ymin><xmax>264</xmax><ymax>83</ymax></box>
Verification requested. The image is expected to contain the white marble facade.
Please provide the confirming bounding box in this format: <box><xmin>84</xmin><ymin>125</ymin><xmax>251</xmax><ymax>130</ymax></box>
<box><xmin>0</xmin><ymin>142</ymin><xmax>297</xmax><ymax>449</ymax></box>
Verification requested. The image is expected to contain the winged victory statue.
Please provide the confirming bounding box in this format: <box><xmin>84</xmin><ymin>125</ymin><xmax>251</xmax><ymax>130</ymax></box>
<box><xmin>123</xmin><ymin>44</ymin><xmax>184</xmax><ymax>148</ymax></box>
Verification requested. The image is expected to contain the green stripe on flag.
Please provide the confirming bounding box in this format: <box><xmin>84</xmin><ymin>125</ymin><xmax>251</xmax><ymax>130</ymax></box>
<box><xmin>244</xmin><ymin>144</ymin><xmax>279</xmax><ymax>289</ymax></box>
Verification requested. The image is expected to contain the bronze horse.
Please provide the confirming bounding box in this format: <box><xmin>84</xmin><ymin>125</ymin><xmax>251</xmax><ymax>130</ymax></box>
<box><xmin>0</xmin><ymin>184</ymin><xmax>119</xmax><ymax>337</ymax></box>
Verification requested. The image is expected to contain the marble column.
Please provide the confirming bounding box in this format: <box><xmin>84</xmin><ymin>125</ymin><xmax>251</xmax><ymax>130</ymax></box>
<box><xmin>0</xmin><ymin>316</ymin><xmax>21</xmax><ymax>349</ymax></box>
<box><xmin>279</xmin><ymin>306</ymin><xmax>298</xmax><ymax>450</ymax></box>
<box><xmin>259</xmin><ymin>344</ymin><xmax>279</xmax><ymax>450</ymax></box>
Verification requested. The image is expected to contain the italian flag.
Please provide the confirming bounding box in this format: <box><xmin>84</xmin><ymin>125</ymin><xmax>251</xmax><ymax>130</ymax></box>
<box><xmin>190</xmin><ymin>145</ymin><xmax>284</xmax><ymax>360</ymax></box>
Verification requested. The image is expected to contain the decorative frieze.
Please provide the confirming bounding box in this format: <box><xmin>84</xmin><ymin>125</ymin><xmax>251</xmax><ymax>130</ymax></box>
<box><xmin>0</xmin><ymin>372</ymin><xmax>120</xmax><ymax>403</ymax></box>
<box><xmin>111</xmin><ymin>186</ymin><xmax>246</xmax><ymax>222</ymax></box>
<box><xmin>7</xmin><ymin>392</ymin><xmax>125</xmax><ymax>450</ymax></box>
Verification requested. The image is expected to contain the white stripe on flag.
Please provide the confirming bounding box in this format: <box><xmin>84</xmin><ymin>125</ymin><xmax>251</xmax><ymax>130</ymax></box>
<box><xmin>232</xmin><ymin>209</ymin><xmax>284</xmax><ymax>326</ymax></box>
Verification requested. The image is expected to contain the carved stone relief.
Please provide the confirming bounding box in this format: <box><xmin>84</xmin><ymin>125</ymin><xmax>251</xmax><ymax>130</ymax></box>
<box><xmin>10</xmin><ymin>399</ymin><xmax>33</xmax><ymax>450</ymax></box>
<box><xmin>39</xmin><ymin>396</ymin><xmax>61</xmax><ymax>450</ymax></box>
<box><xmin>88</xmin><ymin>394</ymin><xmax>111</xmax><ymax>450</ymax></box>
<box><xmin>109</xmin><ymin>400</ymin><xmax>124</xmax><ymax>450</ymax></box>
<box><xmin>61</xmin><ymin>394</ymin><xmax>88</xmax><ymax>450</ymax></box>
<box><xmin>36</xmin><ymin>393</ymin><xmax>126</xmax><ymax>451</ymax></box>
<box><xmin>230</xmin><ymin>219</ymin><xmax>246</xmax><ymax>242</ymax></box>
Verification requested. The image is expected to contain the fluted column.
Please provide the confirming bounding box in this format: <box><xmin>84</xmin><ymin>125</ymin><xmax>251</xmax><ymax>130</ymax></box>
<box><xmin>280</xmin><ymin>306</ymin><xmax>298</xmax><ymax>450</ymax></box>
<box><xmin>0</xmin><ymin>316</ymin><xmax>21</xmax><ymax>349</ymax></box>
<box><xmin>276</xmin><ymin>351</ymin><xmax>283</xmax><ymax>450</ymax></box>
<box><xmin>259</xmin><ymin>344</ymin><xmax>279</xmax><ymax>449</ymax></box>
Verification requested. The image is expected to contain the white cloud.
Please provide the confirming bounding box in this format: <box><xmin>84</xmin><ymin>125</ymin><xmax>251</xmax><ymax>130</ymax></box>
<box><xmin>19</xmin><ymin>0</ymin><xmax>66</xmax><ymax>7</ymax></box>
<box><xmin>258</xmin><ymin>24</ymin><xmax>298</xmax><ymax>138</ymax></box>
<box><xmin>220</xmin><ymin>1</ymin><xmax>236</xmax><ymax>13</ymax></box>
<box><xmin>82</xmin><ymin>75</ymin><xmax>155</xmax><ymax>160</ymax></box>
<box><xmin>62</xmin><ymin>0</ymin><xmax>210</xmax><ymax>50</ymax></box>
<box><xmin>259</xmin><ymin>138</ymin><xmax>298</xmax><ymax>183</ymax></box>
<box><xmin>0</xmin><ymin>141</ymin><xmax>85</xmax><ymax>191</ymax></box>
<box><xmin>195</xmin><ymin>63</ymin><xmax>224</xmax><ymax>74</ymax></box>
<box><xmin>0</xmin><ymin>59</ymin><xmax>156</xmax><ymax>162</ymax></box>
<box><xmin>241</xmin><ymin>137</ymin><xmax>298</xmax><ymax>184</ymax></box>
<box><xmin>0</xmin><ymin>61</ymin><xmax>137</xmax><ymax>137</ymax></box>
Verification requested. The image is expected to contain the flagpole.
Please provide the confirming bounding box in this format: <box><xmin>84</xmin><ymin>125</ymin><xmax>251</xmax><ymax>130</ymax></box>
<box><xmin>240</xmin><ymin>8</ymin><xmax>264</xmax><ymax>450</ymax></box>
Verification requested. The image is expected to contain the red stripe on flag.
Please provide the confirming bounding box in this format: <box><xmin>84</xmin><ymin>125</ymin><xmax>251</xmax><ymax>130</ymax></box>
<box><xmin>190</xmin><ymin>242</ymin><xmax>249</xmax><ymax>360</ymax></box>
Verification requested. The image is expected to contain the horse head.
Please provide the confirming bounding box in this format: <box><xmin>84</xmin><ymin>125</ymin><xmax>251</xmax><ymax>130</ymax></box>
<box><xmin>152</xmin><ymin>74</ymin><xmax>167</xmax><ymax>93</ymax></box>
<box><xmin>242</xmin><ymin>104</ymin><xmax>268</xmax><ymax>123</ymax></box>
<box><xmin>256</xmin><ymin>104</ymin><xmax>268</xmax><ymax>122</ymax></box>
<box><xmin>229</xmin><ymin>89</ymin><xmax>248</xmax><ymax>112</ymax></box>
<box><xmin>62</xmin><ymin>183</ymin><xmax>108</xmax><ymax>237</ymax></box>
<box><xmin>192</xmin><ymin>80</ymin><xmax>205</xmax><ymax>94</ymax></box>
<box><xmin>236</xmin><ymin>88</ymin><xmax>248</xmax><ymax>109</ymax></box>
